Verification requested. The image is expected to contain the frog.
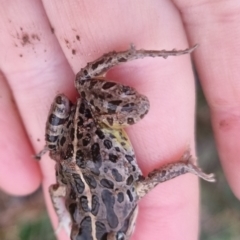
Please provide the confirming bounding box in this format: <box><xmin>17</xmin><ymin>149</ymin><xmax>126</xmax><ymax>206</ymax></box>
<box><xmin>36</xmin><ymin>44</ymin><xmax>215</xmax><ymax>240</ymax></box>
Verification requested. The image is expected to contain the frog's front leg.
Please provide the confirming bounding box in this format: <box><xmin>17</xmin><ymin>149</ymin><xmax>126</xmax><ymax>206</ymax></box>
<box><xmin>136</xmin><ymin>149</ymin><xmax>215</xmax><ymax>199</ymax></box>
<box><xmin>34</xmin><ymin>94</ymin><xmax>72</xmax><ymax>159</ymax></box>
<box><xmin>49</xmin><ymin>183</ymin><xmax>71</xmax><ymax>237</ymax></box>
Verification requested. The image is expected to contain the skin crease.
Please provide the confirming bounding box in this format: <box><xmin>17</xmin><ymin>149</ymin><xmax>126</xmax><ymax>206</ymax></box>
<box><xmin>0</xmin><ymin>0</ymin><xmax>239</xmax><ymax>240</ymax></box>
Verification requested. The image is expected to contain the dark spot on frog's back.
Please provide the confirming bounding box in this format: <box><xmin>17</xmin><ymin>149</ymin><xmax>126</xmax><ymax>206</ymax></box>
<box><xmin>77</xmin><ymin>116</ymin><xmax>84</xmax><ymax>127</ymax></box>
<box><xmin>91</xmin><ymin>195</ymin><xmax>100</xmax><ymax>216</ymax></box>
<box><xmin>83</xmin><ymin>174</ymin><xmax>97</xmax><ymax>189</ymax></box>
<box><xmin>85</xmin><ymin>109</ymin><xmax>92</xmax><ymax>119</ymax></box>
<box><xmin>109</xmin><ymin>153</ymin><xmax>118</xmax><ymax>163</ymax></box>
<box><xmin>102</xmin><ymin>82</ymin><xmax>116</xmax><ymax>90</ymax></box>
<box><xmin>95</xmin><ymin>128</ymin><xmax>105</xmax><ymax>139</ymax></box>
<box><xmin>76</xmin><ymin>149</ymin><xmax>85</xmax><ymax>168</ymax></box>
<box><xmin>77</xmin><ymin>216</ymin><xmax>92</xmax><ymax>240</ymax></box>
<box><xmin>127</xmin><ymin>189</ymin><xmax>133</xmax><ymax>202</ymax></box>
<box><xmin>80</xmin><ymin>196</ymin><xmax>90</xmax><ymax>212</ymax></box>
<box><xmin>125</xmin><ymin>155</ymin><xmax>134</xmax><ymax>162</ymax></box>
<box><xmin>112</xmin><ymin>169</ymin><xmax>123</xmax><ymax>182</ymax></box>
<box><xmin>72</xmin><ymin>173</ymin><xmax>85</xmax><ymax>194</ymax></box>
<box><xmin>82</xmin><ymin>134</ymin><xmax>91</xmax><ymax>146</ymax></box>
<box><xmin>115</xmin><ymin>147</ymin><xmax>120</xmax><ymax>152</ymax></box>
<box><xmin>91</xmin><ymin>143</ymin><xmax>102</xmax><ymax>163</ymax></box>
<box><xmin>126</xmin><ymin>175</ymin><xmax>134</xmax><ymax>185</ymax></box>
<box><xmin>100</xmin><ymin>178</ymin><xmax>114</xmax><ymax>189</ymax></box>
<box><xmin>104</xmin><ymin>139</ymin><xmax>112</xmax><ymax>149</ymax></box>
<box><xmin>79</xmin><ymin>102</ymin><xmax>85</xmax><ymax>114</ymax></box>
<box><xmin>96</xmin><ymin>221</ymin><xmax>108</xmax><ymax>240</ymax></box>
<box><xmin>117</xmin><ymin>192</ymin><xmax>124</xmax><ymax>203</ymax></box>
<box><xmin>69</xmin><ymin>188</ymin><xmax>77</xmax><ymax>199</ymax></box>
<box><xmin>101</xmin><ymin>190</ymin><xmax>119</xmax><ymax>228</ymax></box>
<box><xmin>70</xmin><ymin>128</ymin><xmax>75</xmax><ymax>141</ymax></box>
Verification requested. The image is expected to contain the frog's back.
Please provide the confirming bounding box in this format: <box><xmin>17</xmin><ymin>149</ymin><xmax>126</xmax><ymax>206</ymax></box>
<box><xmin>56</xmin><ymin>98</ymin><xmax>142</xmax><ymax>239</ymax></box>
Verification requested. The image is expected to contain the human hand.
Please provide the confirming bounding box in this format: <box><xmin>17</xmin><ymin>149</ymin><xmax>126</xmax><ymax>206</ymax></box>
<box><xmin>0</xmin><ymin>1</ymin><xmax>239</xmax><ymax>240</ymax></box>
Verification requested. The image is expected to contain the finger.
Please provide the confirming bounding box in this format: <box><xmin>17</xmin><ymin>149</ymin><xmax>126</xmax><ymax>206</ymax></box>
<box><xmin>44</xmin><ymin>1</ymin><xmax>199</xmax><ymax>240</ymax></box>
<box><xmin>0</xmin><ymin>71</ymin><xmax>41</xmax><ymax>195</ymax></box>
<box><xmin>174</xmin><ymin>0</ymin><xmax>240</xmax><ymax>199</ymax></box>
<box><xmin>0</xmin><ymin>1</ymin><xmax>73</xmax><ymax>239</ymax></box>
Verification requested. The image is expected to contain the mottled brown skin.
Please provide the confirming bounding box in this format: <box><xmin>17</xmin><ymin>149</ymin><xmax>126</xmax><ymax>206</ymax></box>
<box><xmin>36</xmin><ymin>45</ymin><xmax>215</xmax><ymax>240</ymax></box>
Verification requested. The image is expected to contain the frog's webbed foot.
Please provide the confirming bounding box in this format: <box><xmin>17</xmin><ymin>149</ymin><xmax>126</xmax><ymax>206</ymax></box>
<box><xmin>136</xmin><ymin>148</ymin><xmax>215</xmax><ymax>199</ymax></box>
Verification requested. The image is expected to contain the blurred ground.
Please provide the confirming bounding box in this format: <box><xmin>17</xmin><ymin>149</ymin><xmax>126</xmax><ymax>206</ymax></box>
<box><xmin>0</xmin><ymin>83</ymin><xmax>240</xmax><ymax>240</ymax></box>
<box><xmin>197</xmin><ymin>83</ymin><xmax>240</xmax><ymax>240</ymax></box>
<box><xmin>0</xmin><ymin>189</ymin><xmax>54</xmax><ymax>240</ymax></box>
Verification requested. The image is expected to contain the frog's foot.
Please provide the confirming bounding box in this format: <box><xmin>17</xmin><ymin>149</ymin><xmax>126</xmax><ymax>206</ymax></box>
<box><xmin>136</xmin><ymin>148</ymin><xmax>215</xmax><ymax>199</ymax></box>
<box><xmin>179</xmin><ymin>147</ymin><xmax>215</xmax><ymax>182</ymax></box>
<box><xmin>184</xmin><ymin>162</ymin><xmax>215</xmax><ymax>182</ymax></box>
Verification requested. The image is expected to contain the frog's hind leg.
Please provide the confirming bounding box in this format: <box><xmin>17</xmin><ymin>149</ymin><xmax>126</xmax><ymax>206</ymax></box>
<box><xmin>34</xmin><ymin>94</ymin><xmax>73</xmax><ymax>160</ymax></box>
<box><xmin>75</xmin><ymin>44</ymin><xmax>198</xmax><ymax>84</ymax></box>
<box><xmin>136</xmin><ymin>149</ymin><xmax>215</xmax><ymax>199</ymax></box>
<box><xmin>75</xmin><ymin>45</ymin><xmax>197</xmax><ymax>129</ymax></box>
